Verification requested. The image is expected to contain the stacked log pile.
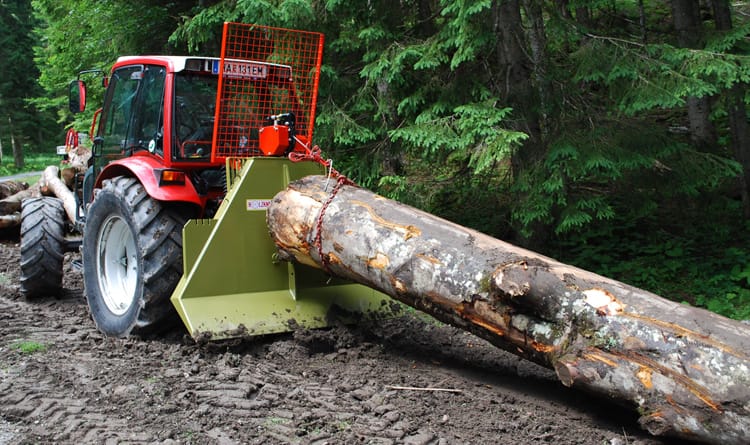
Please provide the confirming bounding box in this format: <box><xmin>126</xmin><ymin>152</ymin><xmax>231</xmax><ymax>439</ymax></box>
<box><xmin>0</xmin><ymin>146</ymin><xmax>90</xmax><ymax>229</ymax></box>
<box><xmin>267</xmin><ymin>175</ymin><xmax>750</xmax><ymax>445</ymax></box>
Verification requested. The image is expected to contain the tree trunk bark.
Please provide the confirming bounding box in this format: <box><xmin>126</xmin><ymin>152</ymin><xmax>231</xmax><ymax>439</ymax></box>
<box><xmin>520</xmin><ymin>0</ymin><xmax>551</xmax><ymax>139</ymax></box>
<box><xmin>726</xmin><ymin>82</ymin><xmax>750</xmax><ymax>217</ymax></box>
<box><xmin>8</xmin><ymin>117</ymin><xmax>23</xmax><ymax>170</ymax></box>
<box><xmin>672</xmin><ymin>0</ymin><xmax>716</xmax><ymax>151</ymax></box>
<box><xmin>493</xmin><ymin>0</ymin><xmax>549</xmax><ymax>249</ymax></box>
<box><xmin>267</xmin><ymin>175</ymin><xmax>750</xmax><ymax>445</ymax></box>
<box><xmin>711</xmin><ymin>0</ymin><xmax>750</xmax><ymax>217</ymax></box>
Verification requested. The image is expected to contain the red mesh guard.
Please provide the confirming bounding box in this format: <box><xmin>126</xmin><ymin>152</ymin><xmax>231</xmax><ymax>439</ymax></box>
<box><xmin>211</xmin><ymin>23</ymin><xmax>324</xmax><ymax>162</ymax></box>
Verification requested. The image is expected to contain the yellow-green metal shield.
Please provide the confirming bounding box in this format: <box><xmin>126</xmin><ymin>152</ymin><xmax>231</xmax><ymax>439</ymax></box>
<box><xmin>170</xmin><ymin>158</ymin><xmax>396</xmax><ymax>340</ymax></box>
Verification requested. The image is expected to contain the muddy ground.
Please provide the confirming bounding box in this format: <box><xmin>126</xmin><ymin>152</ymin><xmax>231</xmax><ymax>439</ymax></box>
<box><xmin>0</xmin><ymin>237</ymin><xmax>678</xmax><ymax>445</ymax></box>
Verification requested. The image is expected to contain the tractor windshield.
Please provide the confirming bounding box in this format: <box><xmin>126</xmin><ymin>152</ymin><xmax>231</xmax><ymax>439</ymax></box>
<box><xmin>173</xmin><ymin>73</ymin><xmax>218</xmax><ymax>161</ymax></box>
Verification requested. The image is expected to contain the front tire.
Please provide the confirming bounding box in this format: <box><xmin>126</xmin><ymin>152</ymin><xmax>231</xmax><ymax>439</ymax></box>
<box><xmin>83</xmin><ymin>176</ymin><xmax>189</xmax><ymax>337</ymax></box>
<box><xmin>20</xmin><ymin>197</ymin><xmax>66</xmax><ymax>298</ymax></box>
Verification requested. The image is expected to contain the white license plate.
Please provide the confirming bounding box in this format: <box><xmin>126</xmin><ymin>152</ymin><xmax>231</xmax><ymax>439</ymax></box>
<box><xmin>222</xmin><ymin>61</ymin><xmax>268</xmax><ymax>79</ymax></box>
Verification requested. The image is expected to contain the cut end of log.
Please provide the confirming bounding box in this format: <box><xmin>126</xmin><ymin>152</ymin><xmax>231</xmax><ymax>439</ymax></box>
<box><xmin>554</xmin><ymin>359</ymin><xmax>578</xmax><ymax>387</ymax></box>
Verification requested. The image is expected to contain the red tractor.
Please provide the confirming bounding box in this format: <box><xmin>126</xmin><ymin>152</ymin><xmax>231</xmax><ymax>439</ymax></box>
<box><xmin>18</xmin><ymin>23</ymin><xmax>381</xmax><ymax>339</ymax></box>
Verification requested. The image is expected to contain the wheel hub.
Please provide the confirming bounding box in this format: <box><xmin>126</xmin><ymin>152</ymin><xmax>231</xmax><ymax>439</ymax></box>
<box><xmin>97</xmin><ymin>215</ymin><xmax>138</xmax><ymax>316</ymax></box>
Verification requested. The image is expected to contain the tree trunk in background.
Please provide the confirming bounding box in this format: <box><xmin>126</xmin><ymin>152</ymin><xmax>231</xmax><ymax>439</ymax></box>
<box><xmin>493</xmin><ymin>0</ymin><xmax>537</xmax><ymax>142</ymax></box>
<box><xmin>727</xmin><ymin>83</ymin><xmax>750</xmax><ymax>217</ymax></box>
<box><xmin>493</xmin><ymin>0</ymin><xmax>549</xmax><ymax>248</ymax></box>
<box><xmin>0</xmin><ymin>213</ymin><xmax>21</xmax><ymax>228</ymax></box>
<box><xmin>8</xmin><ymin>117</ymin><xmax>23</xmax><ymax>170</ymax></box>
<box><xmin>712</xmin><ymin>0</ymin><xmax>732</xmax><ymax>29</ymax></box>
<box><xmin>672</xmin><ymin>0</ymin><xmax>717</xmax><ymax>151</ymax></box>
<box><xmin>638</xmin><ymin>0</ymin><xmax>647</xmax><ymax>42</ymax></box>
<box><xmin>712</xmin><ymin>0</ymin><xmax>750</xmax><ymax>217</ymax></box>
<box><xmin>520</xmin><ymin>0</ymin><xmax>551</xmax><ymax>139</ymax></box>
<box><xmin>268</xmin><ymin>176</ymin><xmax>750</xmax><ymax>445</ymax></box>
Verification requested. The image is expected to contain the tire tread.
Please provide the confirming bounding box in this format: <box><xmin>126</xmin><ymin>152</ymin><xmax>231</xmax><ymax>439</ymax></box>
<box><xmin>19</xmin><ymin>197</ymin><xmax>66</xmax><ymax>298</ymax></box>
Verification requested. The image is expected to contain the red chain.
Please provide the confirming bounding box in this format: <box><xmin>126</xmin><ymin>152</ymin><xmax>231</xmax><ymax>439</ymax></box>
<box><xmin>288</xmin><ymin>141</ymin><xmax>356</xmax><ymax>275</ymax></box>
<box><xmin>288</xmin><ymin>143</ymin><xmax>329</xmax><ymax>168</ymax></box>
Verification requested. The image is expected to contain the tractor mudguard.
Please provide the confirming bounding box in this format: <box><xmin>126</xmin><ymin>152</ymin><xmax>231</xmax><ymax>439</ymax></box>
<box><xmin>94</xmin><ymin>154</ymin><xmax>203</xmax><ymax>207</ymax></box>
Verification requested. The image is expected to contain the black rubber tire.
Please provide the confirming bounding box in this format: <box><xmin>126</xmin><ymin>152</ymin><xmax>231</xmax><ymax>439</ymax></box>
<box><xmin>19</xmin><ymin>197</ymin><xmax>66</xmax><ymax>298</ymax></box>
<box><xmin>83</xmin><ymin>176</ymin><xmax>189</xmax><ymax>337</ymax></box>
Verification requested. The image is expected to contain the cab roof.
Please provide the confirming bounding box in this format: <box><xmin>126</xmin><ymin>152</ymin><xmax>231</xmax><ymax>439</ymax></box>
<box><xmin>114</xmin><ymin>56</ymin><xmax>217</xmax><ymax>73</ymax></box>
<box><xmin>113</xmin><ymin>56</ymin><xmax>293</xmax><ymax>76</ymax></box>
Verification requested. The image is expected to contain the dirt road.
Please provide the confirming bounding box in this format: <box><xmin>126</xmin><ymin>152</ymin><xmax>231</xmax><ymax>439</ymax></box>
<box><xmin>0</xmin><ymin>238</ymin><xmax>672</xmax><ymax>445</ymax></box>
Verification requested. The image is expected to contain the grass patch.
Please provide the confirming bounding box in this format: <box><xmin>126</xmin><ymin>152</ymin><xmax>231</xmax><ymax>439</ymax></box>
<box><xmin>11</xmin><ymin>340</ymin><xmax>47</xmax><ymax>354</ymax></box>
<box><xmin>0</xmin><ymin>153</ymin><xmax>61</xmax><ymax>177</ymax></box>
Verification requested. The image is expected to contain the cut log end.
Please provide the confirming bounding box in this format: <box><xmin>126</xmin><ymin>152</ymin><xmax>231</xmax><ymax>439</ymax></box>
<box><xmin>554</xmin><ymin>359</ymin><xmax>578</xmax><ymax>387</ymax></box>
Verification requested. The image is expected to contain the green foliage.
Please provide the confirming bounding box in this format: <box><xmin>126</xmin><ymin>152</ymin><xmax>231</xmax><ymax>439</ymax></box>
<box><xmin>439</xmin><ymin>0</ymin><xmax>495</xmax><ymax>69</ymax></box>
<box><xmin>390</xmin><ymin>100</ymin><xmax>527</xmax><ymax>174</ymax></box>
<box><xmin>170</xmin><ymin>0</ymin><xmax>319</xmax><ymax>54</ymax></box>
<box><xmin>510</xmin><ymin>119</ymin><xmax>739</xmax><ymax>237</ymax></box>
<box><xmin>0</xmin><ymin>0</ymin><xmax>58</xmax><ymax>154</ymax></box>
<box><xmin>169</xmin><ymin>2</ymin><xmax>241</xmax><ymax>54</ymax></box>
<box><xmin>32</xmin><ymin>0</ymin><xmax>187</xmax><ymax>131</ymax></box>
<box><xmin>573</xmin><ymin>30</ymin><xmax>750</xmax><ymax>115</ymax></box>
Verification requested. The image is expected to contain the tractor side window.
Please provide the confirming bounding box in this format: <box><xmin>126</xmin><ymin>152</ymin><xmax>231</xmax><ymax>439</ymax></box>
<box><xmin>173</xmin><ymin>73</ymin><xmax>218</xmax><ymax>161</ymax></box>
<box><xmin>126</xmin><ymin>66</ymin><xmax>166</xmax><ymax>156</ymax></box>
<box><xmin>98</xmin><ymin>65</ymin><xmax>143</xmax><ymax>159</ymax></box>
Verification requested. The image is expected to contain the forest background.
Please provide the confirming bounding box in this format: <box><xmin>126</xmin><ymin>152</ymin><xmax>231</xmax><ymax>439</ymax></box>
<box><xmin>1</xmin><ymin>0</ymin><xmax>749</xmax><ymax>320</ymax></box>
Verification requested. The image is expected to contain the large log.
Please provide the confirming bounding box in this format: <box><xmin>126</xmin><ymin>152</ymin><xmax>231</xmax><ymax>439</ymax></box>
<box><xmin>267</xmin><ymin>175</ymin><xmax>750</xmax><ymax>445</ymax></box>
<box><xmin>38</xmin><ymin>165</ymin><xmax>77</xmax><ymax>223</ymax></box>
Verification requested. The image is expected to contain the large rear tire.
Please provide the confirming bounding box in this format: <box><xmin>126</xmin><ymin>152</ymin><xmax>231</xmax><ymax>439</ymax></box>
<box><xmin>20</xmin><ymin>197</ymin><xmax>66</xmax><ymax>298</ymax></box>
<box><xmin>83</xmin><ymin>176</ymin><xmax>189</xmax><ymax>337</ymax></box>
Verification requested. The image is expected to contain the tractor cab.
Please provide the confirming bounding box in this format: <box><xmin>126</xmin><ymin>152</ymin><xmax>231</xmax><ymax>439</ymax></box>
<box><xmin>70</xmin><ymin>57</ymin><xmax>303</xmax><ymax>165</ymax></box>
<box><xmin>68</xmin><ymin>24</ymin><xmax>321</xmax><ymax>220</ymax></box>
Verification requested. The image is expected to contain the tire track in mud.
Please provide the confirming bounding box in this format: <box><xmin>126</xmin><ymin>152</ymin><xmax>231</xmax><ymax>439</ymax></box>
<box><xmin>0</xmin><ymin>284</ymin><xmax>155</xmax><ymax>444</ymax></box>
<box><xmin>0</xmin><ymin>240</ymin><xmax>669</xmax><ymax>445</ymax></box>
<box><xmin>0</xmin><ymin>288</ymin><xmax>455</xmax><ymax>444</ymax></box>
